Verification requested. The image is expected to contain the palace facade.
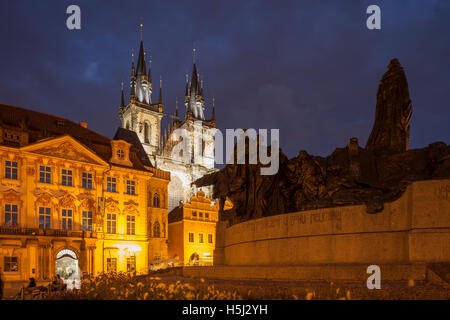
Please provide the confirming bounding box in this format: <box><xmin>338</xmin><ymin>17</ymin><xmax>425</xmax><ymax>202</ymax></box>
<box><xmin>0</xmin><ymin>103</ymin><xmax>170</xmax><ymax>286</ymax></box>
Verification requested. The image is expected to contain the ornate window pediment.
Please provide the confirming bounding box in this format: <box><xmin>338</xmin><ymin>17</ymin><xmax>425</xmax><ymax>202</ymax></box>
<box><xmin>22</xmin><ymin>136</ymin><xmax>108</xmax><ymax>166</ymax></box>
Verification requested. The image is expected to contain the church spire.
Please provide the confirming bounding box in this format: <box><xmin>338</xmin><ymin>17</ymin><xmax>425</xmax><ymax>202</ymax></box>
<box><xmin>136</xmin><ymin>22</ymin><xmax>147</xmax><ymax>78</ymax></box>
<box><xmin>136</xmin><ymin>40</ymin><xmax>147</xmax><ymax>77</ymax></box>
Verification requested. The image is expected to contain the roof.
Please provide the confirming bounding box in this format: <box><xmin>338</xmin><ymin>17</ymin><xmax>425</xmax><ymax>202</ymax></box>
<box><xmin>113</xmin><ymin>127</ymin><xmax>153</xmax><ymax>167</ymax></box>
<box><xmin>168</xmin><ymin>205</ymin><xmax>183</xmax><ymax>223</ymax></box>
<box><xmin>0</xmin><ymin>102</ymin><xmax>150</xmax><ymax>172</ymax></box>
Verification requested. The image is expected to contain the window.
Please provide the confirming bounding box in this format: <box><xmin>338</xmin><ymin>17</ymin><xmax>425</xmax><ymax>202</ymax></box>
<box><xmin>39</xmin><ymin>166</ymin><xmax>51</xmax><ymax>184</ymax></box>
<box><xmin>82</xmin><ymin>211</ymin><xmax>93</xmax><ymax>231</ymax></box>
<box><xmin>106</xmin><ymin>258</ymin><xmax>117</xmax><ymax>273</ymax></box>
<box><xmin>127</xmin><ymin>215</ymin><xmax>136</xmax><ymax>235</ymax></box>
<box><xmin>192</xmin><ymin>211</ymin><xmax>197</xmax><ymax>217</ymax></box>
<box><xmin>4</xmin><ymin>256</ymin><xmax>18</xmax><ymax>272</ymax></box>
<box><xmin>82</xmin><ymin>172</ymin><xmax>93</xmax><ymax>189</ymax></box>
<box><xmin>117</xmin><ymin>149</ymin><xmax>124</xmax><ymax>159</ymax></box>
<box><xmin>127</xmin><ymin>180</ymin><xmax>136</xmax><ymax>195</ymax></box>
<box><xmin>61</xmin><ymin>169</ymin><xmax>73</xmax><ymax>186</ymax></box>
<box><xmin>199</xmin><ymin>212</ymin><xmax>203</xmax><ymax>218</ymax></box>
<box><xmin>199</xmin><ymin>233</ymin><xmax>204</xmax><ymax>243</ymax></box>
<box><xmin>127</xmin><ymin>256</ymin><xmax>136</xmax><ymax>273</ymax></box>
<box><xmin>5</xmin><ymin>161</ymin><xmax>18</xmax><ymax>180</ymax></box>
<box><xmin>205</xmin><ymin>213</ymin><xmax>209</xmax><ymax>219</ymax></box>
<box><xmin>5</xmin><ymin>204</ymin><xmax>18</xmax><ymax>227</ymax></box>
<box><xmin>208</xmin><ymin>234</ymin><xmax>213</xmax><ymax>244</ymax></box>
<box><xmin>107</xmin><ymin>213</ymin><xmax>116</xmax><ymax>234</ymax></box>
<box><xmin>188</xmin><ymin>232</ymin><xmax>194</xmax><ymax>243</ymax></box>
<box><xmin>39</xmin><ymin>207</ymin><xmax>51</xmax><ymax>229</ymax></box>
<box><xmin>107</xmin><ymin>177</ymin><xmax>117</xmax><ymax>193</ymax></box>
<box><xmin>153</xmin><ymin>193</ymin><xmax>160</xmax><ymax>207</ymax></box>
<box><xmin>153</xmin><ymin>221</ymin><xmax>160</xmax><ymax>238</ymax></box>
<box><xmin>61</xmin><ymin>209</ymin><xmax>73</xmax><ymax>230</ymax></box>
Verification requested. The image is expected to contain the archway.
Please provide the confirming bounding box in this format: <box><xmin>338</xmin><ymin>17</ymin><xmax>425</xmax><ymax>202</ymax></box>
<box><xmin>55</xmin><ymin>249</ymin><xmax>81</xmax><ymax>289</ymax></box>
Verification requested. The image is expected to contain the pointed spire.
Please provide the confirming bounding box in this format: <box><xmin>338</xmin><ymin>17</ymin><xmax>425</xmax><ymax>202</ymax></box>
<box><xmin>158</xmin><ymin>75</ymin><xmax>163</xmax><ymax>105</ymax></box>
<box><xmin>136</xmin><ymin>40</ymin><xmax>147</xmax><ymax>77</ymax></box>
<box><xmin>190</xmin><ymin>62</ymin><xmax>200</xmax><ymax>96</ymax></box>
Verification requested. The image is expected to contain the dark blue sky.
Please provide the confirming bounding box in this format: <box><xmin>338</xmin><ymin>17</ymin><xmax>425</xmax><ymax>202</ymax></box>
<box><xmin>0</xmin><ymin>0</ymin><xmax>449</xmax><ymax>159</ymax></box>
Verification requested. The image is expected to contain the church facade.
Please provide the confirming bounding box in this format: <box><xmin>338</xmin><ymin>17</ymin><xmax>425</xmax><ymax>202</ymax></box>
<box><xmin>119</xmin><ymin>37</ymin><xmax>218</xmax><ymax>213</ymax></box>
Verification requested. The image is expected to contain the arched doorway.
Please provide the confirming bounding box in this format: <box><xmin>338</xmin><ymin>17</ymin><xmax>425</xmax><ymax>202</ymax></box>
<box><xmin>55</xmin><ymin>249</ymin><xmax>81</xmax><ymax>289</ymax></box>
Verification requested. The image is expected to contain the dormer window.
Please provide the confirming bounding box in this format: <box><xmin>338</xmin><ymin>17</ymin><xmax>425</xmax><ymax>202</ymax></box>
<box><xmin>110</xmin><ymin>140</ymin><xmax>133</xmax><ymax>167</ymax></box>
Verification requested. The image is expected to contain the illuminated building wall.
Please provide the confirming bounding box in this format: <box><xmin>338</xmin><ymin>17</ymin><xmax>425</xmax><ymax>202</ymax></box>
<box><xmin>0</xmin><ymin>104</ymin><xmax>169</xmax><ymax>284</ymax></box>
<box><xmin>168</xmin><ymin>190</ymin><xmax>232</xmax><ymax>265</ymax></box>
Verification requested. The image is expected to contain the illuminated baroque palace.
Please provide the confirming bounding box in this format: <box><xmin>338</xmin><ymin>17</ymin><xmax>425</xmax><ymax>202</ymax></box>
<box><xmin>0</xmin><ymin>103</ymin><xmax>171</xmax><ymax>286</ymax></box>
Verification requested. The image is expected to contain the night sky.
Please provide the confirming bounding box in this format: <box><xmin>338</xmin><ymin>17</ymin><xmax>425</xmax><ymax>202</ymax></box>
<box><xmin>0</xmin><ymin>0</ymin><xmax>449</xmax><ymax>160</ymax></box>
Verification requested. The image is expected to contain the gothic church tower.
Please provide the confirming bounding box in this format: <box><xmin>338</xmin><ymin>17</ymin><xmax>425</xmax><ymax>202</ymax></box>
<box><xmin>119</xmin><ymin>26</ymin><xmax>163</xmax><ymax>162</ymax></box>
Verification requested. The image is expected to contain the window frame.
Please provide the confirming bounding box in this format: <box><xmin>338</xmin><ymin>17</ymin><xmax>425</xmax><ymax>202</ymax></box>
<box><xmin>38</xmin><ymin>207</ymin><xmax>51</xmax><ymax>229</ymax></box>
<box><xmin>82</xmin><ymin>211</ymin><xmax>93</xmax><ymax>231</ymax></box>
<box><xmin>107</xmin><ymin>176</ymin><xmax>117</xmax><ymax>193</ymax></box>
<box><xmin>126</xmin><ymin>215</ymin><xmax>136</xmax><ymax>235</ymax></box>
<box><xmin>153</xmin><ymin>193</ymin><xmax>160</xmax><ymax>207</ymax></box>
<box><xmin>106</xmin><ymin>257</ymin><xmax>117</xmax><ymax>273</ymax></box>
<box><xmin>4</xmin><ymin>204</ymin><xmax>18</xmax><ymax>227</ymax></box>
<box><xmin>39</xmin><ymin>166</ymin><xmax>52</xmax><ymax>184</ymax></box>
<box><xmin>82</xmin><ymin>172</ymin><xmax>93</xmax><ymax>189</ymax></box>
<box><xmin>4</xmin><ymin>256</ymin><xmax>19</xmax><ymax>273</ymax></box>
<box><xmin>126</xmin><ymin>256</ymin><xmax>136</xmax><ymax>273</ymax></box>
<box><xmin>61</xmin><ymin>169</ymin><xmax>73</xmax><ymax>187</ymax></box>
<box><xmin>199</xmin><ymin>233</ymin><xmax>204</xmax><ymax>243</ymax></box>
<box><xmin>126</xmin><ymin>180</ymin><xmax>136</xmax><ymax>195</ymax></box>
<box><xmin>61</xmin><ymin>209</ymin><xmax>73</xmax><ymax>231</ymax></box>
<box><xmin>107</xmin><ymin>213</ymin><xmax>117</xmax><ymax>234</ymax></box>
<box><xmin>188</xmin><ymin>232</ymin><xmax>194</xmax><ymax>243</ymax></box>
<box><xmin>208</xmin><ymin>234</ymin><xmax>213</xmax><ymax>244</ymax></box>
<box><xmin>5</xmin><ymin>160</ymin><xmax>18</xmax><ymax>180</ymax></box>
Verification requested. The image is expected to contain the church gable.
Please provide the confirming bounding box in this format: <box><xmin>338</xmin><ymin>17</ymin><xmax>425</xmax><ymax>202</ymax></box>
<box><xmin>22</xmin><ymin>136</ymin><xmax>107</xmax><ymax>166</ymax></box>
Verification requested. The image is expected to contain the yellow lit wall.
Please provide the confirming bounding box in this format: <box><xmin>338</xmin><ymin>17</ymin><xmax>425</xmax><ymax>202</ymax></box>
<box><xmin>0</xmin><ymin>135</ymin><xmax>169</xmax><ymax>284</ymax></box>
<box><xmin>168</xmin><ymin>190</ymin><xmax>232</xmax><ymax>266</ymax></box>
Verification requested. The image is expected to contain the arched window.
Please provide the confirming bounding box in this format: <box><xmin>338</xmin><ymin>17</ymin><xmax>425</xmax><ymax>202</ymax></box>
<box><xmin>144</xmin><ymin>122</ymin><xmax>150</xmax><ymax>144</ymax></box>
<box><xmin>153</xmin><ymin>193</ymin><xmax>160</xmax><ymax>208</ymax></box>
<box><xmin>153</xmin><ymin>221</ymin><xmax>160</xmax><ymax>238</ymax></box>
